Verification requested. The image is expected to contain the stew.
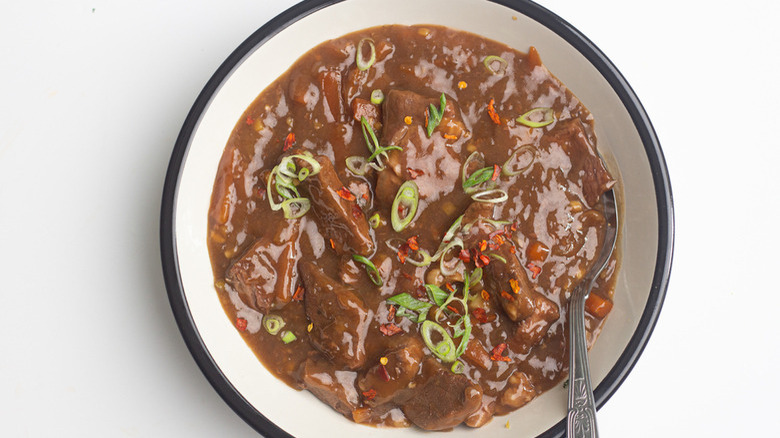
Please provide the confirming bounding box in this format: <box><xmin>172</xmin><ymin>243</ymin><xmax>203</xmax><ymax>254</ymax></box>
<box><xmin>208</xmin><ymin>24</ymin><xmax>618</xmax><ymax>430</ymax></box>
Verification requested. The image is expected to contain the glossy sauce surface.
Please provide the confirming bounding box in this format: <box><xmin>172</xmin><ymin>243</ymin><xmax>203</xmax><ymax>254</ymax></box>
<box><xmin>208</xmin><ymin>25</ymin><xmax>618</xmax><ymax>430</ymax></box>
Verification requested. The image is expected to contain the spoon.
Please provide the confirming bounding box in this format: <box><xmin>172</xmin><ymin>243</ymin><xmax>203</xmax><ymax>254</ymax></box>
<box><xmin>567</xmin><ymin>188</ymin><xmax>618</xmax><ymax>438</ymax></box>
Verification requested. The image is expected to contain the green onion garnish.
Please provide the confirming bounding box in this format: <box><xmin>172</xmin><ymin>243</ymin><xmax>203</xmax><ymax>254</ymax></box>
<box><xmin>388</xmin><ymin>292</ymin><xmax>432</xmax><ymax>323</ymax></box>
<box><xmin>356</xmin><ymin>38</ymin><xmax>376</xmax><ymax>71</ymax></box>
<box><xmin>453</xmin><ymin>314</ymin><xmax>472</xmax><ymax>357</ymax></box>
<box><xmin>361</xmin><ymin>116</ymin><xmax>380</xmax><ymax>154</ymax></box>
<box><xmin>517</xmin><ymin>107</ymin><xmax>555</xmax><ymax>128</ymax></box>
<box><xmin>462</xmin><ymin>166</ymin><xmax>494</xmax><ymax>193</ymax></box>
<box><xmin>426</xmin><ymin>93</ymin><xmax>446</xmax><ymax>137</ymax></box>
<box><xmin>420</xmin><ymin>320</ymin><xmax>457</xmax><ymax>362</ymax></box>
<box><xmin>486</xmin><ymin>252</ymin><xmax>507</xmax><ymax>263</ymax></box>
<box><xmin>280</xmin><ymin>330</ymin><xmax>297</xmax><ymax>344</ymax></box>
<box><xmin>280</xmin><ymin>198</ymin><xmax>311</xmax><ymax>219</ymax></box>
<box><xmin>471</xmin><ymin>189</ymin><xmax>508</xmax><ymax>204</ymax></box>
<box><xmin>483</xmin><ymin>55</ymin><xmax>508</xmax><ymax>75</ymax></box>
<box><xmin>263</xmin><ymin>315</ymin><xmax>285</xmax><ymax>335</ymax></box>
<box><xmin>391</xmin><ymin>180</ymin><xmax>419</xmax><ymax>232</ymax></box>
<box><xmin>470</xmin><ymin>267</ymin><xmax>483</xmax><ymax>286</ymax></box>
<box><xmin>502</xmin><ymin>145</ymin><xmax>536</xmax><ymax>176</ymax></box>
<box><xmin>425</xmin><ymin>284</ymin><xmax>449</xmax><ymax>307</ymax></box>
<box><xmin>345</xmin><ymin>155</ymin><xmax>369</xmax><ymax>175</ymax></box>
<box><xmin>370</xmin><ymin>89</ymin><xmax>384</xmax><ymax>104</ymax></box>
<box><xmin>352</xmin><ymin>254</ymin><xmax>383</xmax><ymax>286</ymax></box>
<box><xmin>451</xmin><ymin>360</ymin><xmax>465</xmax><ymax>374</ymax></box>
<box><xmin>267</xmin><ymin>153</ymin><xmax>321</xmax><ymax>217</ymax></box>
<box><xmin>368</xmin><ymin>213</ymin><xmax>381</xmax><ymax>229</ymax></box>
<box><xmin>438</xmin><ymin>237</ymin><xmax>464</xmax><ymax>276</ymax></box>
<box><xmin>432</xmin><ymin>214</ymin><xmax>463</xmax><ymax>261</ymax></box>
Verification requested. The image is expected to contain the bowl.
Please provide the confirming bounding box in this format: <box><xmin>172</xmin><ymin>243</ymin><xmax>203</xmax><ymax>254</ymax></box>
<box><xmin>160</xmin><ymin>0</ymin><xmax>674</xmax><ymax>436</ymax></box>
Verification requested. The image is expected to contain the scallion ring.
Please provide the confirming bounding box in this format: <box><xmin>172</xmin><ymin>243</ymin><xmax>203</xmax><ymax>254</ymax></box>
<box><xmin>346</xmin><ymin>156</ymin><xmax>370</xmax><ymax>175</ymax></box>
<box><xmin>421</xmin><ymin>320</ymin><xmax>457</xmax><ymax>363</ymax></box>
<box><xmin>470</xmin><ymin>267</ymin><xmax>483</xmax><ymax>286</ymax></box>
<box><xmin>453</xmin><ymin>315</ymin><xmax>472</xmax><ymax>357</ymax></box>
<box><xmin>369</xmin><ymin>213</ymin><xmax>381</xmax><ymax>229</ymax></box>
<box><xmin>451</xmin><ymin>360</ymin><xmax>466</xmax><ymax>374</ymax></box>
<box><xmin>391</xmin><ymin>180</ymin><xmax>419</xmax><ymax>232</ymax></box>
<box><xmin>361</xmin><ymin>116</ymin><xmax>379</xmax><ymax>153</ymax></box>
<box><xmin>461</xmin><ymin>151</ymin><xmax>485</xmax><ymax>192</ymax></box>
<box><xmin>438</xmin><ymin>237</ymin><xmax>464</xmax><ymax>276</ymax></box>
<box><xmin>432</xmin><ymin>215</ymin><xmax>463</xmax><ymax>261</ymax></box>
<box><xmin>370</xmin><ymin>89</ymin><xmax>384</xmax><ymax>105</ymax></box>
<box><xmin>280</xmin><ymin>330</ymin><xmax>297</xmax><ymax>344</ymax></box>
<box><xmin>517</xmin><ymin>107</ymin><xmax>555</xmax><ymax>128</ymax></box>
<box><xmin>483</xmin><ymin>55</ymin><xmax>508</xmax><ymax>75</ymax></box>
<box><xmin>281</xmin><ymin>198</ymin><xmax>311</xmax><ymax>219</ymax></box>
<box><xmin>502</xmin><ymin>145</ymin><xmax>536</xmax><ymax>176</ymax></box>
<box><xmin>471</xmin><ymin>189</ymin><xmax>508</xmax><ymax>204</ymax></box>
<box><xmin>405</xmin><ymin>249</ymin><xmax>432</xmax><ymax>267</ymax></box>
<box><xmin>288</xmin><ymin>153</ymin><xmax>322</xmax><ymax>175</ymax></box>
<box><xmin>356</xmin><ymin>38</ymin><xmax>376</xmax><ymax>71</ymax></box>
<box><xmin>297</xmin><ymin>167</ymin><xmax>310</xmax><ymax>181</ymax></box>
<box><xmin>352</xmin><ymin>254</ymin><xmax>383</xmax><ymax>286</ymax></box>
<box><xmin>462</xmin><ymin>166</ymin><xmax>494</xmax><ymax>193</ymax></box>
<box><xmin>263</xmin><ymin>315</ymin><xmax>285</xmax><ymax>335</ymax></box>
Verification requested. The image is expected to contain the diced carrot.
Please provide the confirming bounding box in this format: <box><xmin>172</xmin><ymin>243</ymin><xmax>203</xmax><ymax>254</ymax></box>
<box><xmin>585</xmin><ymin>293</ymin><xmax>613</xmax><ymax>318</ymax></box>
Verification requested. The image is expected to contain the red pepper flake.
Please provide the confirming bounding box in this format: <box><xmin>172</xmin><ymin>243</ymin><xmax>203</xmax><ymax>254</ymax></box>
<box><xmin>445</xmin><ymin>283</ymin><xmax>455</xmax><ymax>293</ymax></box>
<box><xmin>424</xmin><ymin>110</ymin><xmax>429</xmax><ymax>129</ymax></box>
<box><xmin>487</xmin><ymin>98</ymin><xmax>501</xmax><ymax>125</ymax></box>
<box><xmin>245</xmin><ymin>116</ymin><xmax>255</xmax><ymax>125</ymax></box>
<box><xmin>380</xmin><ymin>323</ymin><xmax>403</xmax><ymax>336</ymax></box>
<box><xmin>236</xmin><ymin>317</ymin><xmax>248</xmax><ymax>332</ymax></box>
<box><xmin>283</xmin><ymin>132</ymin><xmax>295</xmax><ymax>151</ymax></box>
<box><xmin>387</xmin><ymin>305</ymin><xmax>397</xmax><ymax>321</ymax></box>
<box><xmin>377</xmin><ymin>364</ymin><xmax>391</xmax><ymax>381</ymax></box>
<box><xmin>527</xmin><ymin>263</ymin><xmax>542</xmax><ymax>279</ymax></box>
<box><xmin>362</xmin><ymin>192</ymin><xmax>370</xmax><ymax>201</ymax></box>
<box><xmin>397</xmin><ymin>248</ymin><xmax>408</xmax><ymax>264</ymax></box>
<box><xmin>458</xmin><ymin>249</ymin><xmax>471</xmax><ymax>263</ymax></box>
<box><xmin>500</xmin><ymin>290</ymin><xmax>515</xmax><ymax>302</ymax></box>
<box><xmin>509</xmin><ymin>246</ymin><xmax>516</xmax><ymax>254</ymax></box>
<box><xmin>491</xmin><ymin>164</ymin><xmax>501</xmax><ymax>181</ymax></box>
<box><xmin>329</xmin><ymin>238</ymin><xmax>336</xmax><ymax>250</ymax></box>
<box><xmin>490</xmin><ymin>343</ymin><xmax>512</xmax><ymax>362</ymax></box>
<box><xmin>407</xmin><ymin>168</ymin><xmax>424</xmax><ymax>179</ymax></box>
<box><xmin>337</xmin><ymin>186</ymin><xmax>356</xmax><ymax>201</ymax></box>
<box><xmin>443</xmin><ymin>133</ymin><xmax>458</xmax><ymax>140</ymax></box>
<box><xmin>493</xmin><ymin>235</ymin><xmax>505</xmax><ymax>246</ymax></box>
<box><xmin>446</xmin><ymin>305</ymin><xmax>460</xmax><ymax>315</ymax></box>
<box><xmin>481</xmin><ymin>289</ymin><xmax>491</xmax><ymax>302</ymax></box>
<box><xmin>472</xmin><ymin>307</ymin><xmax>489</xmax><ymax>324</ymax></box>
<box><xmin>362</xmin><ymin>389</ymin><xmax>377</xmax><ymax>400</ymax></box>
<box><xmin>474</xmin><ymin>252</ymin><xmax>490</xmax><ymax>268</ymax></box>
<box><xmin>292</xmin><ymin>285</ymin><xmax>305</xmax><ymax>301</ymax></box>
<box><xmin>406</xmin><ymin>236</ymin><xmax>420</xmax><ymax>251</ymax></box>
<box><xmin>479</xmin><ymin>240</ymin><xmax>488</xmax><ymax>252</ymax></box>
<box><xmin>352</xmin><ymin>204</ymin><xmax>363</xmax><ymax>219</ymax></box>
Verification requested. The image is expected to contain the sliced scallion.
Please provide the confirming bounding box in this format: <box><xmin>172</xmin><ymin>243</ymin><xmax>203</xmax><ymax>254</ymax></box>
<box><xmin>483</xmin><ymin>55</ymin><xmax>508</xmax><ymax>75</ymax></box>
<box><xmin>370</xmin><ymin>89</ymin><xmax>384</xmax><ymax>105</ymax></box>
<box><xmin>462</xmin><ymin>166</ymin><xmax>494</xmax><ymax>193</ymax></box>
<box><xmin>368</xmin><ymin>213</ymin><xmax>381</xmax><ymax>229</ymax></box>
<box><xmin>451</xmin><ymin>360</ymin><xmax>466</xmax><ymax>374</ymax></box>
<box><xmin>356</xmin><ymin>38</ymin><xmax>376</xmax><ymax>71</ymax></box>
<box><xmin>387</xmin><ymin>293</ymin><xmax>432</xmax><ymax>312</ymax></box>
<box><xmin>425</xmin><ymin>284</ymin><xmax>449</xmax><ymax>307</ymax></box>
<box><xmin>453</xmin><ymin>314</ymin><xmax>472</xmax><ymax>357</ymax></box>
<box><xmin>346</xmin><ymin>155</ymin><xmax>370</xmax><ymax>176</ymax></box>
<box><xmin>421</xmin><ymin>320</ymin><xmax>457</xmax><ymax>362</ymax></box>
<box><xmin>280</xmin><ymin>330</ymin><xmax>297</xmax><ymax>344</ymax></box>
<box><xmin>502</xmin><ymin>145</ymin><xmax>536</xmax><ymax>176</ymax></box>
<box><xmin>471</xmin><ymin>189</ymin><xmax>508</xmax><ymax>204</ymax></box>
<box><xmin>426</xmin><ymin>93</ymin><xmax>447</xmax><ymax>138</ymax></box>
<box><xmin>263</xmin><ymin>315</ymin><xmax>285</xmax><ymax>335</ymax></box>
<box><xmin>391</xmin><ymin>180</ymin><xmax>419</xmax><ymax>232</ymax></box>
<box><xmin>280</xmin><ymin>198</ymin><xmax>311</xmax><ymax>219</ymax></box>
<box><xmin>352</xmin><ymin>254</ymin><xmax>383</xmax><ymax>286</ymax></box>
<box><xmin>432</xmin><ymin>214</ymin><xmax>463</xmax><ymax>261</ymax></box>
<box><xmin>438</xmin><ymin>237</ymin><xmax>464</xmax><ymax>276</ymax></box>
<box><xmin>405</xmin><ymin>248</ymin><xmax>432</xmax><ymax>267</ymax></box>
<box><xmin>517</xmin><ymin>107</ymin><xmax>555</xmax><ymax>128</ymax></box>
<box><xmin>486</xmin><ymin>252</ymin><xmax>507</xmax><ymax>264</ymax></box>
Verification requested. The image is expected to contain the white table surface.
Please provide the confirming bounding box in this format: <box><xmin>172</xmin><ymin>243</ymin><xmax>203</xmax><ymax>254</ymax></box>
<box><xmin>2</xmin><ymin>1</ymin><xmax>778</xmax><ymax>436</ymax></box>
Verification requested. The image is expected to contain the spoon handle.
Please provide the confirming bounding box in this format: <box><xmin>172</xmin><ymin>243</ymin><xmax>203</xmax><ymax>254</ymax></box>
<box><xmin>567</xmin><ymin>282</ymin><xmax>599</xmax><ymax>438</ymax></box>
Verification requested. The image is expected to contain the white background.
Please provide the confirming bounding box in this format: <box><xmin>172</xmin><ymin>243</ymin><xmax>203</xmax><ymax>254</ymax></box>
<box><xmin>1</xmin><ymin>1</ymin><xmax>777</xmax><ymax>436</ymax></box>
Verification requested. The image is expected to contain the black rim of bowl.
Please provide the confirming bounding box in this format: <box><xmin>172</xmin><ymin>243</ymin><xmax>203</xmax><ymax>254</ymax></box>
<box><xmin>160</xmin><ymin>0</ymin><xmax>674</xmax><ymax>436</ymax></box>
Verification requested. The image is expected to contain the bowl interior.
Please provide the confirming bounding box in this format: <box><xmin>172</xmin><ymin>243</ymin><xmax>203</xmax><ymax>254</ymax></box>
<box><xmin>169</xmin><ymin>0</ymin><xmax>668</xmax><ymax>436</ymax></box>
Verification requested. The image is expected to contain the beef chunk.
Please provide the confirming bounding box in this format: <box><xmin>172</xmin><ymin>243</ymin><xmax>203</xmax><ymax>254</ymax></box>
<box><xmin>302</xmin><ymin>155</ymin><xmax>374</xmax><ymax>256</ymax></box>
<box><xmin>300</xmin><ymin>262</ymin><xmax>371</xmax><ymax>370</ymax></box>
<box><xmin>382</xmin><ymin>89</ymin><xmax>468</xmax><ymax>147</ymax></box>
<box><xmin>544</xmin><ymin>119</ymin><xmax>615</xmax><ymax>206</ymax></box>
<box><xmin>351</xmin><ymin>97</ymin><xmax>381</xmax><ymax>130</ymax></box>
<box><xmin>226</xmin><ymin>219</ymin><xmax>300</xmax><ymax>312</ymax></box>
<box><xmin>484</xmin><ymin>245</ymin><xmax>536</xmax><ymax>323</ymax></box>
<box><xmin>464</xmin><ymin>399</ymin><xmax>495</xmax><ymax>428</ymax></box>
<box><xmin>357</xmin><ymin>336</ymin><xmax>424</xmax><ymax>405</ymax></box>
<box><xmin>401</xmin><ymin>370</ymin><xmax>482</xmax><ymax>430</ymax></box>
<box><xmin>319</xmin><ymin>70</ymin><xmax>345</xmax><ymax>123</ymax></box>
<box><xmin>498</xmin><ymin>371</ymin><xmax>536</xmax><ymax>409</ymax></box>
<box><xmin>511</xmin><ymin>291</ymin><xmax>560</xmax><ymax>354</ymax></box>
<box><xmin>302</xmin><ymin>354</ymin><xmax>360</xmax><ymax>418</ymax></box>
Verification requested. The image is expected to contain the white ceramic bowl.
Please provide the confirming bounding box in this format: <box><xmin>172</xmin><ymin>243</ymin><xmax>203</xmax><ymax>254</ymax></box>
<box><xmin>160</xmin><ymin>0</ymin><xmax>674</xmax><ymax>436</ymax></box>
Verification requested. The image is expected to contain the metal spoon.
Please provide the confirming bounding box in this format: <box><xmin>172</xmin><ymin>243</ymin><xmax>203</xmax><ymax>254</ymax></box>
<box><xmin>567</xmin><ymin>188</ymin><xmax>618</xmax><ymax>438</ymax></box>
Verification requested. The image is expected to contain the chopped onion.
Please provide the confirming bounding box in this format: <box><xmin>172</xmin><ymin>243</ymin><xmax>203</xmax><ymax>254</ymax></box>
<box><xmin>517</xmin><ymin>107</ymin><xmax>555</xmax><ymax>128</ymax></box>
<box><xmin>421</xmin><ymin>320</ymin><xmax>457</xmax><ymax>363</ymax></box>
<box><xmin>391</xmin><ymin>180</ymin><xmax>419</xmax><ymax>232</ymax></box>
<box><xmin>356</xmin><ymin>38</ymin><xmax>376</xmax><ymax>71</ymax></box>
<box><xmin>471</xmin><ymin>189</ymin><xmax>508</xmax><ymax>204</ymax></box>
